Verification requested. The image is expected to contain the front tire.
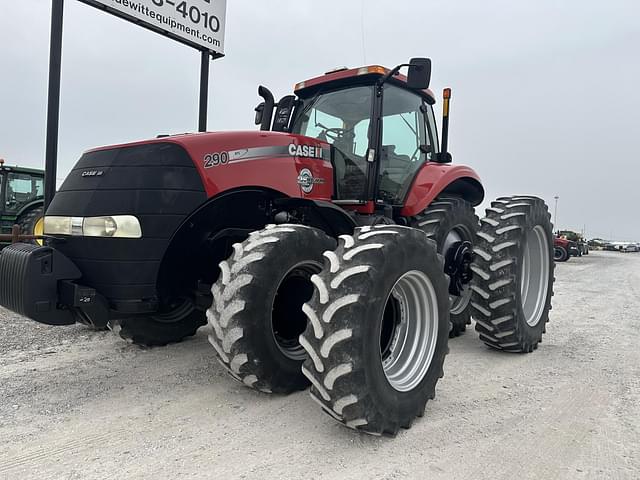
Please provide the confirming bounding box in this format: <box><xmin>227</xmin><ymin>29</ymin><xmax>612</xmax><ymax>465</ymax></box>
<box><xmin>300</xmin><ymin>226</ymin><xmax>450</xmax><ymax>435</ymax></box>
<box><xmin>207</xmin><ymin>224</ymin><xmax>335</xmax><ymax>394</ymax></box>
<box><xmin>109</xmin><ymin>302</ymin><xmax>206</xmax><ymax>346</ymax></box>
<box><xmin>471</xmin><ymin>196</ymin><xmax>554</xmax><ymax>352</ymax></box>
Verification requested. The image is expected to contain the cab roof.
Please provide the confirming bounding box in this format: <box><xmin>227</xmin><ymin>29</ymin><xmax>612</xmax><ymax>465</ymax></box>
<box><xmin>294</xmin><ymin>65</ymin><xmax>436</xmax><ymax>104</ymax></box>
<box><xmin>0</xmin><ymin>164</ymin><xmax>44</xmax><ymax>176</ymax></box>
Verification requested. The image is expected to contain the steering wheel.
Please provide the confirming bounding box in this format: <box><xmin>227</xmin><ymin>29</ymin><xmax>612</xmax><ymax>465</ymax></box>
<box><xmin>316</xmin><ymin>122</ymin><xmax>353</xmax><ymax>142</ymax></box>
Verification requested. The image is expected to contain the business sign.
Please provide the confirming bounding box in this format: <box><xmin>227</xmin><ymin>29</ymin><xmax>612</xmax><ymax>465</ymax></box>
<box><xmin>78</xmin><ymin>0</ymin><xmax>226</xmax><ymax>55</ymax></box>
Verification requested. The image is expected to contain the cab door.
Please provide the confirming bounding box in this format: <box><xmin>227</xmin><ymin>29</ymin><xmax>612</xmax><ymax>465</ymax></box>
<box><xmin>376</xmin><ymin>85</ymin><xmax>436</xmax><ymax>205</ymax></box>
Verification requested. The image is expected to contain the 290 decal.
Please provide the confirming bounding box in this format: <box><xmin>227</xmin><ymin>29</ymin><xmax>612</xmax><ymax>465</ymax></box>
<box><xmin>203</xmin><ymin>152</ymin><xmax>229</xmax><ymax>168</ymax></box>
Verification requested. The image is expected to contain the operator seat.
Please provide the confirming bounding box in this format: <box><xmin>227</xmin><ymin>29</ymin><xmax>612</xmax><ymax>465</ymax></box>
<box><xmin>380</xmin><ymin>145</ymin><xmax>412</xmax><ymax>186</ymax></box>
<box><xmin>332</xmin><ymin>135</ymin><xmax>368</xmax><ymax>200</ymax></box>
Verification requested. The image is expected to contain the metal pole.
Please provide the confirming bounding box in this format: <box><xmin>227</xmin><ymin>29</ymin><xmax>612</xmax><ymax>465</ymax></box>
<box><xmin>198</xmin><ymin>50</ymin><xmax>210</xmax><ymax>132</ymax></box>
<box><xmin>553</xmin><ymin>195</ymin><xmax>559</xmax><ymax>230</ymax></box>
<box><xmin>44</xmin><ymin>0</ymin><xmax>64</xmax><ymax>210</ymax></box>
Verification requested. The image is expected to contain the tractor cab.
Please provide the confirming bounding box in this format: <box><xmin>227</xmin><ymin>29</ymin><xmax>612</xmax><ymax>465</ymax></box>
<box><xmin>0</xmin><ymin>160</ymin><xmax>45</xmax><ymax>235</ymax></box>
<box><xmin>256</xmin><ymin>59</ymin><xmax>454</xmax><ymax>210</ymax></box>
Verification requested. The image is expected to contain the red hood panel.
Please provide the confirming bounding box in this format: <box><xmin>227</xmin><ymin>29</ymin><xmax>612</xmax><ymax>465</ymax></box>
<box><xmin>87</xmin><ymin>131</ymin><xmax>334</xmax><ymax>201</ymax></box>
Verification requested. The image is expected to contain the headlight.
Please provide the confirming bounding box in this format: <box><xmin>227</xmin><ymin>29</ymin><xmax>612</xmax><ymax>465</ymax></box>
<box><xmin>43</xmin><ymin>215</ymin><xmax>142</xmax><ymax>238</ymax></box>
<box><xmin>43</xmin><ymin>216</ymin><xmax>73</xmax><ymax>235</ymax></box>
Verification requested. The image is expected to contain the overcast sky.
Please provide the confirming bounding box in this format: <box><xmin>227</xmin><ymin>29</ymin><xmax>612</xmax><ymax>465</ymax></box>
<box><xmin>1</xmin><ymin>0</ymin><xmax>639</xmax><ymax>240</ymax></box>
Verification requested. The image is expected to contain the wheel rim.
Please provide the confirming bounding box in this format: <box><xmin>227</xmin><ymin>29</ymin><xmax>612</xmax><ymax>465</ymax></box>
<box><xmin>380</xmin><ymin>270</ymin><xmax>439</xmax><ymax>392</ymax></box>
<box><xmin>153</xmin><ymin>299</ymin><xmax>195</xmax><ymax>323</ymax></box>
<box><xmin>272</xmin><ymin>262</ymin><xmax>321</xmax><ymax>361</ymax></box>
<box><xmin>553</xmin><ymin>247</ymin><xmax>564</xmax><ymax>260</ymax></box>
<box><xmin>443</xmin><ymin>228</ymin><xmax>472</xmax><ymax>314</ymax></box>
<box><xmin>521</xmin><ymin>226</ymin><xmax>551</xmax><ymax>327</ymax></box>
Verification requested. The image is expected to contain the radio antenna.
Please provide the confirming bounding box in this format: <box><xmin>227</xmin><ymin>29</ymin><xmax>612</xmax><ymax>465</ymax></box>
<box><xmin>360</xmin><ymin>0</ymin><xmax>367</xmax><ymax>64</ymax></box>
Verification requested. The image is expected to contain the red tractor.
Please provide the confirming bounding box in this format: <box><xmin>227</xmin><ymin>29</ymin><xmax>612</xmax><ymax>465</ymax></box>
<box><xmin>553</xmin><ymin>237</ymin><xmax>573</xmax><ymax>262</ymax></box>
<box><xmin>0</xmin><ymin>59</ymin><xmax>554</xmax><ymax>435</ymax></box>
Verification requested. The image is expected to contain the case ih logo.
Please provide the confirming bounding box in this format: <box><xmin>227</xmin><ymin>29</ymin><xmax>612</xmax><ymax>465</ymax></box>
<box><xmin>297</xmin><ymin>168</ymin><xmax>324</xmax><ymax>193</ymax></box>
<box><xmin>81</xmin><ymin>170</ymin><xmax>104</xmax><ymax>177</ymax></box>
<box><xmin>289</xmin><ymin>144</ymin><xmax>323</xmax><ymax>159</ymax></box>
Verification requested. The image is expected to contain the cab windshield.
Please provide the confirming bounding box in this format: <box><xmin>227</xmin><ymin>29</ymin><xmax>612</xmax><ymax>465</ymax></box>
<box><xmin>291</xmin><ymin>86</ymin><xmax>373</xmax><ymax>200</ymax></box>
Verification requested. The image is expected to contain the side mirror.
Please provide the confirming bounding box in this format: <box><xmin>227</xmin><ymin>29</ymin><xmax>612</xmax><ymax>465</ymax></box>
<box><xmin>254</xmin><ymin>102</ymin><xmax>265</xmax><ymax>126</ymax></box>
<box><xmin>407</xmin><ymin>58</ymin><xmax>431</xmax><ymax>90</ymax></box>
<box><xmin>272</xmin><ymin>95</ymin><xmax>297</xmax><ymax>132</ymax></box>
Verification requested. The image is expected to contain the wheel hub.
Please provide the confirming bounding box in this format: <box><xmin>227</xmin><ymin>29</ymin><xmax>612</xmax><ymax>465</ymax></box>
<box><xmin>444</xmin><ymin>240</ymin><xmax>474</xmax><ymax>296</ymax></box>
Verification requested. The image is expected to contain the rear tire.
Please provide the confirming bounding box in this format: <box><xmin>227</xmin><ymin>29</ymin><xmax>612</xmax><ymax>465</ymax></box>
<box><xmin>16</xmin><ymin>206</ymin><xmax>44</xmax><ymax>245</ymax></box>
<box><xmin>471</xmin><ymin>196</ymin><xmax>554</xmax><ymax>352</ymax></box>
<box><xmin>410</xmin><ymin>196</ymin><xmax>478</xmax><ymax>337</ymax></box>
<box><xmin>300</xmin><ymin>226</ymin><xmax>450</xmax><ymax>435</ymax></box>
<box><xmin>109</xmin><ymin>303</ymin><xmax>206</xmax><ymax>346</ymax></box>
<box><xmin>207</xmin><ymin>224</ymin><xmax>335</xmax><ymax>394</ymax></box>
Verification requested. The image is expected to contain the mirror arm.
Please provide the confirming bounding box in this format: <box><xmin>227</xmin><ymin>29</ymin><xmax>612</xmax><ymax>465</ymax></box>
<box><xmin>377</xmin><ymin>64</ymin><xmax>409</xmax><ymax>88</ymax></box>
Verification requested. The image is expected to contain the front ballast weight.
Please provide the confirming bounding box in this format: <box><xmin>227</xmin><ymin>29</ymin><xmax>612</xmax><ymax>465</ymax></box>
<box><xmin>0</xmin><ymin>243</ymin><xmax>106</xmax><ymax>327</ymax></box>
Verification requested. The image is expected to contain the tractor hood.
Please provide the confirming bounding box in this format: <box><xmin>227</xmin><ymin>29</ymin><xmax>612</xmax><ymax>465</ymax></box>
<box><xmin>80</xmin><ymin>131</ymin><xmax>334</xmax><ymax>200</ymax></box>
<box><xmin>44</xmin><ymin>130</ymin><xmax>334</xmax><ymax>305</ymax></box>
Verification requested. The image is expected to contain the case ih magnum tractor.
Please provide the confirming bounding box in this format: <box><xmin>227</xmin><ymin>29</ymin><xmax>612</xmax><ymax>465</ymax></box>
<box><xmin>0</xmin><ymin>59</ymin><xmax>555</xmax><ymax>435</ymax></box>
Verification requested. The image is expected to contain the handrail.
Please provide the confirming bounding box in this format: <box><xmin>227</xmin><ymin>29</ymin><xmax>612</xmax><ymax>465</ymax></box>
<box><xmin>0</xmin><ymin>225</ymin><xmax>45</xmax><ymax>244</ymax></box>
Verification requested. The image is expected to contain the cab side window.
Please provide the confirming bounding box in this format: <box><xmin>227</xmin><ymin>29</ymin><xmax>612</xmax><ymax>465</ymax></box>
<box><xmin>378</xmin><ymin>85</ymin><xmax>428</xmax><ymax>204</ymax></box>
<box><xmin>425</xmin><ymin>104</ymin><xmax>440</xmax><ymax>158</ymax></box>
<box><xmin>6</xmin><ymin>173</ymin><xmax>43</xmax><ymax>212</ymax></box>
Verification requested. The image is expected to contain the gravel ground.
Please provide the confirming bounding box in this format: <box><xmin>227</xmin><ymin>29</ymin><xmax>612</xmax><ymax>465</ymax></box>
<box><xmin>0</xmin><ymin>250</ymin><xmax>639</xmax><ymax>479</ymax></box>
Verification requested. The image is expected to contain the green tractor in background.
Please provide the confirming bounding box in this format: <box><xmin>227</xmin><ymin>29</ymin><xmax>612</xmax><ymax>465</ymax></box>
<box><xmin>0</xmin><ymin>159</ymin><xmax>45</xmax><ymax>244</ymax></box>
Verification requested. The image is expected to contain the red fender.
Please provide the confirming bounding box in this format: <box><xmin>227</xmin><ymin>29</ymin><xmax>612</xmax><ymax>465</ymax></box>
<box><xmin>400</xmin><ymin>163</ymin><xmax>483</xmax><ymax>217</ymax></box>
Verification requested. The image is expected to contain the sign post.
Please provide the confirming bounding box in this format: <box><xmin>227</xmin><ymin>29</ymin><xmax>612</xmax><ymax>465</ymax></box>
<box><xmin>44</xmin><ymin>0</ymin><xmax>65</xmax><ymax>210</ymax></box>
<box><xmin>43</xmin><ymin>0</ymin><xmax>226</xmax><ymax>209</ymax></box>
<box><xmin>199</xmin><ymin>50</ymin><xmax>210</xmax><ymax>132</ymax></box>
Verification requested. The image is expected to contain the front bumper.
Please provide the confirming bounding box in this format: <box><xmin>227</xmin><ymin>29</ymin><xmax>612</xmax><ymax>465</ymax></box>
<box><xmin>0</xmin><ymin>243</ymin><xmax>108</xmax><ymax>326</ymax></box>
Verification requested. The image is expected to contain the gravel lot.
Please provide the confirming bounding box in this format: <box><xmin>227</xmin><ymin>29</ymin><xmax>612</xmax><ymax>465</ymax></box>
<box><xmin>1</xmin><ymin>250</ymin><xmax>639</xmax><ymax>479</ymax></box>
